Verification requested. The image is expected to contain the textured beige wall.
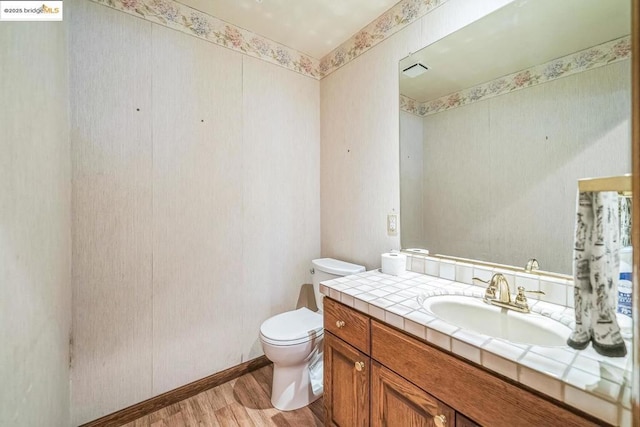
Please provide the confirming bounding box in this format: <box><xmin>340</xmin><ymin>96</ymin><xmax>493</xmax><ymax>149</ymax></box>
<box><xmin>69</xmin><ymin>1</ymin><xmax>320</xmax><ymax>423</ymax></box>
<box><xmin>416</xmin><ymin>61</ymin><xmax>631</xmax><ymax>274</ymax></box>
<box><xmin>320</xmin><ymin>0</ymin><xmax>514</xmax><ymax>269</ymax></box>
<box><xmin>150</xmin><ymin>24</ymin><xmax>244</xmax><ymax>396</ymax></box>
<box><xmin>0</xmin><ymin>23</ymin><xmax>71</xmax><ymax>427</ymax></box>
<box><xmin>69</xmin><ymin>2</ymin><xmax>154</xmax><ymax>422</ymax></box>
<box><xmin>241</xmin><ymin>56</ymin><xmax>321</xmax><ymax>360</ymax></box>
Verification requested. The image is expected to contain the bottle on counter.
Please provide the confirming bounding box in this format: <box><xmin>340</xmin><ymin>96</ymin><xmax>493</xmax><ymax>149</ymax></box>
<box><xmin>617</xmin><ymin>246</ymin><xmax>633</xmax><ymax>338</ymax></box>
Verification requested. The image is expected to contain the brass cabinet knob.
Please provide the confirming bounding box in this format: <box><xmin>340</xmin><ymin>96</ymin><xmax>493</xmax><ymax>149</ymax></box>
<box><xmin>433</xmin><ymin>414</ymin><xmax>447</xmax><ymax>427</ymax></box>
<box><xmin>336</xmin><ymin>320</ymin><xmax>345</xmax><ymax>328</ymax></box>
<box><xmin>354</xmin><ymin>361</ymin><xmax>365</xmax><ymax>372</ymax></box>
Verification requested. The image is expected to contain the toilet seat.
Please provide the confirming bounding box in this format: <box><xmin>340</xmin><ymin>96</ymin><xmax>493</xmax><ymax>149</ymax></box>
<box><xmin>260</xmin><ymin>307</ymin><xmax>323</xmax><ymax>346</ymax></box>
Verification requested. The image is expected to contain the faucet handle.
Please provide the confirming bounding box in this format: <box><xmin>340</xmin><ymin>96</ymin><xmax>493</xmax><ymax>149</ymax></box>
<box><xmin>484</xmin><ymin>285</ymin><xmax>497</xmax><ymax>300</ymax></box>
<box><xmin>472</xmin><ymin>276</ymin><xmax>489</xmax><ymax>286</ymax></box>
<box><xmin>473</xmin><ymin>276</ymin><xmax>498</xmax><ymax>300</ymax></box>
<box><xmin>514</xmin><ymin>286</ymin><xmax>546</xmax><ymax>311</ymax></box>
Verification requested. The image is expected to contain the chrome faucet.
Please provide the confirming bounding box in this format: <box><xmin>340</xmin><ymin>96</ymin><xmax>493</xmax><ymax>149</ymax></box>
<box><xmin>472</xmin><ymin>273</ymin><xmax>545</xmax><ymax>313</ymax></box>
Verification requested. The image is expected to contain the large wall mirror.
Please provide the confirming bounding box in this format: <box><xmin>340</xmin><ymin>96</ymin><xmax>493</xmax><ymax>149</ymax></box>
<box><xmin>399</xmin><ymin>0</ymin><xmax>632</xmax><ymax>276</ymax></box>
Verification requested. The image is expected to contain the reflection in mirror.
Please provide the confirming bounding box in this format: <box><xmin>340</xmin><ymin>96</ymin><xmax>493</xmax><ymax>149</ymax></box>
<box><xmin>399</xmin><ymin>0</ymin><xmax>631</xmax><ymax>275</ymax></box>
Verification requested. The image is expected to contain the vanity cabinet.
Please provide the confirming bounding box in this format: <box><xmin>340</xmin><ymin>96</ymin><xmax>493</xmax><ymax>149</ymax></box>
<box><xmin>371</xmin><ymin>361</ymin><xmax>454</xmax><ymax>426</ymax></box>
<box><xmin>324</xmin><ymin>295</ymin><xmax>371</xmax><ymax>426</ymax></box>
<box><xmin>324</xmin><ymin>297</ymin><xmax>460</xmax><ymax>427</ymax></box>
<box><xmin>324</xmin><ymin>332</ymin><xmax>370</xmax><ymax>426</ymax></box>
<box><xmin>455</xmin><ymin>414</ymin><xmax>481</xmax><ymax>427</ymax></box>
<box><xmin>323</xmin><ymin>297</ymin><xmax>601</xmax><ymax>427</ymax></box>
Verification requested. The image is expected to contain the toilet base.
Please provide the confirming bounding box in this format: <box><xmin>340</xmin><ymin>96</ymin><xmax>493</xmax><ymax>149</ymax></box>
<box><xmin>270</xmin><ymin>361</ymin><xmax>322</xmax><ymax>411</ymax></box>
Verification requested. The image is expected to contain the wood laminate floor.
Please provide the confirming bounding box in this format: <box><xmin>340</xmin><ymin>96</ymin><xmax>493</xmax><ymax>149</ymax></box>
<box><xmin>122</xmin><ymin>365</ymin><xmax>324</xmax><ymax>427</ymax></box>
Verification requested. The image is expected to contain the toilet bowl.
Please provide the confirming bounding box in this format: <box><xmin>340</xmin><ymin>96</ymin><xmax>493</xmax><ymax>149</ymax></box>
<box><xmin>259</xmin><ymin>258</ymin><xmax>365</xmax><ymax>411</ymax></box>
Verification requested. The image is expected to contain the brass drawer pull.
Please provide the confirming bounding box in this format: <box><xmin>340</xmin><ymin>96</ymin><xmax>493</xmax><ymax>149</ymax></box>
<box><xmin>433</xmin><ymin>414</ymin><xmax>447</xmax><ymax>427</ymax></box>
<box><xmin>354</xmin><ymin>361</ymin><xmax>365</xmax><ymax>372</ymax></box>
<box><xmin>336</xmin><ymin>320</ymin><xmax>345</xmax><ymax>328</ymax></box>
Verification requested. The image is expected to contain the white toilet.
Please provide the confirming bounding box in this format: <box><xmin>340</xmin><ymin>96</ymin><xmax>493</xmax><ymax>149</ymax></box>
<box><xmin>259</xmin><ymin>258</ymin><xmax>365</xmax><ymax>411</ymax></box>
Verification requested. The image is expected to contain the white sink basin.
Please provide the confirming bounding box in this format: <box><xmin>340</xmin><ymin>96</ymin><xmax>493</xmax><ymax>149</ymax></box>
<box><xmin>421</xmin><ymin>295</ymin><xmax>571</xmax><ymax>347</ymax></box>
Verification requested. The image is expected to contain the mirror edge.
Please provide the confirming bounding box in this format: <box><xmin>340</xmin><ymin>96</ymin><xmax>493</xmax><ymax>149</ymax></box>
<box><xmin>631</xmin><ymin>0</ymin><xmax>639</xmax><ymax>423</ymax></box>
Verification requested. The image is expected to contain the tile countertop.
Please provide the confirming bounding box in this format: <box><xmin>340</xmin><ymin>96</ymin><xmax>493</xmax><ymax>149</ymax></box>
<box><xmin>319</xmin><ymin>269</ymin><xmax>634</xmax><ymax>426</ymax></box>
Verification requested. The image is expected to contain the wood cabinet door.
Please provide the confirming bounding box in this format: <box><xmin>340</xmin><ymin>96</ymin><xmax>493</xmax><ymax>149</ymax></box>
<box><xmin>324</xmin><ymin>332</ymin><xmax>370</xmax><ymax>427</ymax></box>
<box><xmin>372</xmin><ymin>361</ymin><xmax>455</xmax><ymax>427</ymax></box>
<box><xmin>456</xmin><ymin>413</ymin><xmax>482</xmax><ymax>427</ymax></box>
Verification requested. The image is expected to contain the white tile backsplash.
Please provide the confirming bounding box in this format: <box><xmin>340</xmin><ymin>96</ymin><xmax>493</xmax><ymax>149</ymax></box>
<box><xmin>472</xmin><ymin>265</ymin><xmax>494</xmax><ymax>284</ymax></box>
<box><xmin>424</xmin><ymin>258</ymin><xmax>439</xmax><ymax>276</ymax></box>
<box><xmin>404</xmin><ymin>254</ymin><xmax>575</xmax><ymax>298</ymax></box>
<box><xmin>540</xmin><ymin>278</ymin><xmax>567</xmax><ymax>306</ymax></box>
<box><xmin>405</xmin><ymin>256</ymin><xmax>412</xmax><ymax>271</ymax></box>
<box><xmin>439</xmin><ymin>260</ymin><xmax>456</xmax><ymax>280</ymax></box>
<box><xmin>455</xmin><ymin>262</ymin><xmax>474</xmax><ymax>284</ymax></box>
<box><xmin>566</xmin><ymin>283</ymin><xmax>575</xmax><ymax>308</ymax></box>
<box><xmin>411</xmin><ymin>257</ymin><xmax>425</xmax><ymax>274</ymax></box>
<box><xmin>514</xmin><ymin>273</ymin><xmax>539</xmax><ymax>293</ymax></box>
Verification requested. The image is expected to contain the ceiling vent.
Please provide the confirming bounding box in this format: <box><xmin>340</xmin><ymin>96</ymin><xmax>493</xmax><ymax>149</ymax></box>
<box><xmin>402</xmin><ymin>62</ymin><xmax>429</xmax><ymax>78</ymax></box>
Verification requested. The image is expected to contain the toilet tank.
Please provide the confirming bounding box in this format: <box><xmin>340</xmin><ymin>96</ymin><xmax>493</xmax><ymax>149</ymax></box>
<box><xmin>311</xmin><ymin>258</ymin><xmax>365</xmax><ymax>312</ymax></box>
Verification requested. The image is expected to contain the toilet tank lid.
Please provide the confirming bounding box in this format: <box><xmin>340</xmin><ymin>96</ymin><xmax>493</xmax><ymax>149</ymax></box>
<box><xmin>312</xmin><ymin>258</ymin><xmax>365</xmax><ymax>276</ymax></box>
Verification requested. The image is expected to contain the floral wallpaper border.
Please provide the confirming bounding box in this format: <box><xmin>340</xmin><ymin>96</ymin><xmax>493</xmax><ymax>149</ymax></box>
<box><xmin>400</xmin><ymin>36</ymin><xmax>632</xmax><ymax>117</ymax></box>
<box><xmin>89</xmin><ymin>0</ymin><xmax>320</xmax><ymax>78</ymax></box>
<box><xmin>89</xmin><ymin>0</ymin><xmax>448</xmax><ymax>80</ymax></box>
<box><xmin>319</xmin><ymin>0</ymin><xmax>449</xmax><ymax>78</ymax></box>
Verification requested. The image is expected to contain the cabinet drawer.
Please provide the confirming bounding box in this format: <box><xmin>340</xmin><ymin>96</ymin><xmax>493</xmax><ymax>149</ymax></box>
<box><xmin>324</xmin><ymin>297</ymin><xmax>370</xmax><ymax>354</ymax></box>
<box><xmin>371</xmin><ymin>321</ymin><xmax>598</xmax><ymax>427</ymax></box>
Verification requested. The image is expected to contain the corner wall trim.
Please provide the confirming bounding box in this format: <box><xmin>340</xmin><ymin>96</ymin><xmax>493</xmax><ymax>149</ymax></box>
<box><xmin>79</xmin><ymin>355</ymin><xmax>271</xmax><ymax>427</ymax></box>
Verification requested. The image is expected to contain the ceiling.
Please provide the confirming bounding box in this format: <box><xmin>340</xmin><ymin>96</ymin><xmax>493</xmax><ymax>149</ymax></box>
<box><xmin>178</xmin><ymin>0</ymin><xmax>400</xmax><ymax>58</ymax></box>
<box><xmin>399</xmin><ymin>0</ymin><xmax>631</xmax><ymax>103</ymax></box>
